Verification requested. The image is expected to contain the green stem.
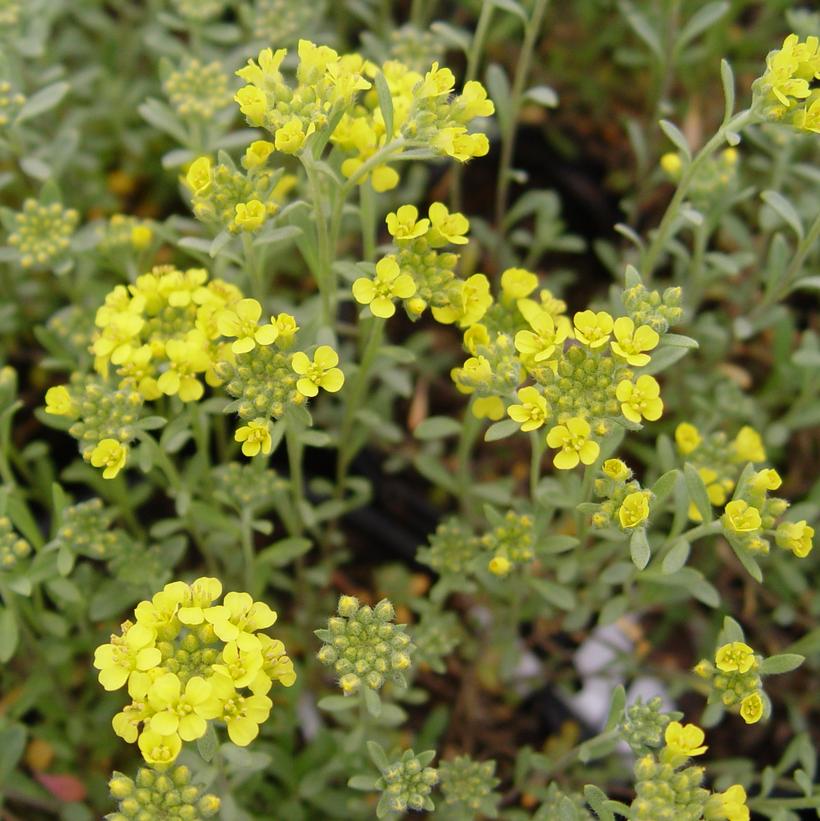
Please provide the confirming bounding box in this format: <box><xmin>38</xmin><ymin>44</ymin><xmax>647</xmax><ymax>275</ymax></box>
<box><xmin>240</xmin><ymin>510</ymin><xmax>257</xmax><ymax>595</ymax></box>
<box><xmin>494</xmin><ymin>0</ymin><xmax>550</xmax><ymax>234</ymax></box>
<box><xmin>670</xmin><ymin>519</ymin><xmax>723</xmax><ymax>546</ymax></box>
<box><xmin>242</xmin><ymin>233</ymin><xmax>265</xmax><ymax>303</ymax></box>
<box><xmin>529</xmin><ymin>429</ymin><xmax>545</xmax><ymax>500</ymax></box>
<box><xmin>456</xmin><ymin>406</ymin><xmax>482</xmax><ymax>517</ymax></box>
<box><xmin>302</xmin><ymin>158</ymin><xmax>334</xmax><ymax>326</ymax></box>
<box><xmin>359</xmin><ymin>180</ymin><xmax>377</xmax><ymax>263</ymax></box>
<box><xmin>641</xmin><ymin>108</ymin><xmax>755</xmax><ymax>281</ymax></box>
<box><xmin>285</xmin><ymin>422</ymin><xmax>305</xmax><ymax>537</ymax></box>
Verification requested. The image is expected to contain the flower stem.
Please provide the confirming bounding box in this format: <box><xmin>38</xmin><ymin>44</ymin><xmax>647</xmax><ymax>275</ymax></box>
<box><xmin>285</xmin><ymin>421</ymin><xmax>305</xmax><ymax>537</ymax></box>
<box><xmin>456</xmin><ymin>406</ymin><xmax>482</xmax><ymax>517</ymax></box>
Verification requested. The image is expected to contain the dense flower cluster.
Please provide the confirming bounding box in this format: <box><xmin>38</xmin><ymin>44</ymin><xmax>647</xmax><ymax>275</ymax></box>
<box><xmin>52</xmin><ymin>498</ymin><xmax>131</xmax><ymax>561</ymax></box>
<box><xmin>591</xmin><ymin>458</ymin><xmax>653</xmax><ymax>530</ymax></box>
<box><xmin>481</xmin><ymin>510</ymin><xmax>534</xmax><ymax>577</ymax></box>
<box><xmin>0</xmin><ymin>79</ymin><xmax>25</xmax><ymax>127</ymax></box>
<box><xmin>416</xmin><ymin>517</ymin><xmax>480</xmax><ymax>576</ymax></box>
<box><xmin>0</xmin><ymin>515</ymin><xmax>31</xmax><ymax>571</ymax></box>
<box><xmin>660</xmin><ymin>148</ymin><xmax>739</xmax><ymax>206</ymax></box>
<box><xmin>618</xmin><ymin>696</ymin><xmax>680</xmax><ymax>755</ymax></box>
<box><xmin>752</xmin><ymin>34</ymin><xmax>819</xmax><ymax>132</ymax></box>
<box><xmin>243</xmin><ymin>0</ymin><xmax>324</xmax><ymax>45</ymax></box>
<box><xmin>375</xmin><ymin>748</ymin><xmax>438</xmax><ymax>815</ymax></box>
<box><xmin>316</xmin><ymin>596</ymin><xmax>414</xmax><ymax>695</ymax></box>
<box><xmin>438</xmin><ymin>756</ymin><xmax>500</xmax><ymax>817</ymax></box>
<box><xmin>694</xmin><ymin>642</ymin><xmax>766</xmax><ymax>724</ymax></box>
<box><xmin>98</xmin><ymin>214</ymin><xmax>154</xmax><ymax>255</ymax></box>
<box><xmin>93</xmin><ymin>578</ymin><xmax>295</xmax><ymax>764</ymax></box>
<box><xmin>6</xmin><ymin>197</ymin><xmax>78</xmax><ymax>269</ymax></box>
<box><xmin>106</xmin><ymin>765</ymin><xmax>220</xmax><ymax>821</ymax></box>
<box><xmin>163</xmin><ymin>58</ymin><xmax>232</xmax><ymax>120</ymax></box>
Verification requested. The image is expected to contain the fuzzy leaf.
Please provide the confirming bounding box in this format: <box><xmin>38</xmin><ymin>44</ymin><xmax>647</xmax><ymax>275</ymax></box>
<box><xmin>630</xmin><ymin>528</ymin><xmax>651</xmax><ymax>570</ymax></box>
<box><xmin>760</xmin><ymin>653</ymin><xmax>804</xmax><ymax>676</ymax></box>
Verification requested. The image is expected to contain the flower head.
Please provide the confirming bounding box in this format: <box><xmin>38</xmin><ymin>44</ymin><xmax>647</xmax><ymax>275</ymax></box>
<box><xmin>573</xmin><ymin>310</ymin><xmax>613</xmax><ymax>348</ymax></box>
<box><xmin>739</xmin><ymin>692</ymin><xmax>764</xmax><ymax>724</ymax></box>
<box><xmin>427</xmin><ymin>202</ymin><xmax>469</xmax><ymax>246</ymax></box>
<box><xmin>291</xmin><ymin>345</ymin><xmax>345</xmax><ymax>397</ymax></box>
<box><xmin>386</xmin><ymin>205</ymin><xmax>429</xmax><ymax>240</ymax></box>
<box><xmin>90</xmin><ymin>438</ymin><xmax>128</xmax><ymax>480</ymax></box>
<box><xmin>664</xmin><ymin>721</ymin><xmax>707</xmax><ymax>759</ymax></box>
<box><xmin>352</xmin><ymin>255</ymin><xmax>416</xmax><ymax>318</ymax></box>
<box><xmin>500</xmin><ymin>268</ymin><xmax>539</xmax><ymax>300</ymax></box>
<box><xmin>705</xmin><ymin>784</ymin><xmax>750</xmax><ymax>821</ymax></box>
<box><xmin>715</xmin><ymin>642</ymin><xmax>757</xmax><ymax>674</ymax></box>
<box><xmin>732</xmin><ymin>426</ymin><xmax>766</xmax><ymax>463</ymax></box>
<box><xmin>218</xmin><ymin>298</ymin><xmax>278</xmax><ymax>354</ymax></box>
<box><xmin>722</xmin><ymin>500</ymin><xmax>761</xmax><ymax>534</ymax></box>
<box><xmin>235</xmin><ymin>418</ymin><xmax>273</xmax><ymax>457</ymax></box>
<box><xmin>546</xmin><ymin>417</ymin><xmax>599</xmax><ymax>470</ymax></box>
<box><xmin>616</xmin><ymin>375</ymin><xmax>663</xmax><ymax>424</ymax></box>
<box><xmin>610</xmin><ymin>316</ymin><xmax>659</xmax><ymax>366</ymax></box>
<box><xmin>45</xmin><ymin>385</ymin><xmax>76</xmax><ymax>416</ymax></box>
<box><xmin>618</xmin><ymin>491</ymin><xmax>651</xmax><ymax>529</ymax></box>
<box><xmin>508</xmin><ymin>386</ymin><xmax>549</xmax><ymax>432</ymax></box>
<box><xmin>675</xmin><ymin>422</ymin><xmax>702</xmax><ymax>455</ymax></box>
<box><xmin>775</xmin><ymin>520</ymin><xmax>814</xmax><ymax>558</ymax></box>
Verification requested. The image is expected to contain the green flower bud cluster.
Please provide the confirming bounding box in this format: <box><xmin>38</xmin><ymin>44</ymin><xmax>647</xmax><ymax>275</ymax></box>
<box><xmin>438</xmin><ymin>756</ymin><xmax>500</xmax><ymax>817</ymax></box>
<box><xmin>47</xmin><ymin>306</ymin><xmax>96</xmax><ymax>359</ymax></box>
<box><xmin>622</xmin><ymin>284</ymin><xmax>682</xmax><ymax>334</ymax></box>
<box><xmin>106</xmin><ymin>764</ymin><xmax>220</xmax><ymax>820</ymax></box>
<box><xmin>211</xmin><ymin>463</ymin><xmax>289</xmax><ymax>511</ymax></box>
<box><xmin>395</xmin><ymin>239</ymin><xmax>460</xmax><ymax>316</ymax></box>
<box><xmin>163</xmin><ymin>59</ymin><xmax>231</xmax><ymax>120</ymax></box>
<box><xmin>316</xmin><ymin>596</ymin><xmax>414</xmax><ymax>695</ymax></box>
<box><xmin>7</xmin><ymin>198</ymin><xmax>79</xmax><ymax>270</ymax></box>
<box><xmin>157</xmin><ymin>624</ymin><xmax>221</xmax><ymax>685</ymax></box>
<box><xmin>389</xmin><ymin>25</ymin><xmax>445</xmax><ymax>73</ymax></box>
<box><xmin>618</xmin><ymin>697</ymin><xmax>681</xmax><ymax>755</ymax></box>
<box><xmin>0</xmin><ymin>0</ymin><xmax>21</xmax><ymax>28</ymax></box>
<box><xmin>591</xmin><ymin>460</ymin><xmax>644</xmax><ymax>529</ymax></box>
<box><xmin>376</xmin><ymin>749</ymin><xmax>438</xmax><ymax>815</ymax></box>
<box><xmin>66</xmin><ymin>378</ymin><xmax>144</xmax><ymax>460</ymax></box>
<box><xmin>630</xmin><ymin>756</ymin><xmax>708</xmax><ymax>821</ymax></box>
<box><xmin>457</xmin><ymin>332</ymin><xmax>523</xmax><ymax>402</ymax></box>
<box><xmin>171</xmin><ymin>0</ymin><xmax>226</xmax><ymax>23</ymax></box>
<box><xmin>480</xmin><ymin>510</ymin><xmax>534</xmax><ymax>576</ymax></box>
<box><xmin>218</xmin><ymin>344</ymin><xmax>302</xmax><ymax>421</ymax></box>
<box><xmin>0</xmin><ymin>516</ymin><xmax>31</xmax><ymax>571</ymax></box>
<box><xmin>0</xmin><ymin>80</ymin><xmax>24</xmax><ymax>127</ymax></box>
<box><xmin>533</xmin><ymin>783</ymin><xmax>593</xmax><ymax>821</ymax></box>
<box><xmin>54</xmin><ymin>498</ymin><xmax>132</xmax><ymax>560</ymax></box>
<box><xmin>247</xmin><ymin>0</ymin><xmax>324</xmax><ymax>44</ymax></box>
<box><xmin>98</xmin><ymin>215</ymin><xmax>153</xmax><ymax>254</ymax></box>
<box><xmin>413</xmin><ymin>609</ymin><xmax>461</xmax><ymax>674</ymax></box>
<box><xmin>416</xmin><ymin>518</ymin><xmax>480</xmax><ymax>575</ymax></box>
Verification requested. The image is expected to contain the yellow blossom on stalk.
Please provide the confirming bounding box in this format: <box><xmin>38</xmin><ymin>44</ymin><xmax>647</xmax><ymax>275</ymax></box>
<box><xmin>243</xmin><ymin>140</ymin><xmax>275</xmax><ymax>169</ymax></box>
<box><xmin>235</xmin><ymin>85</ymin><xmax>268</xmax><ymax>126</ymax></box>
<box><xmin>458</xmin><ymin>80</ymin><xmax>495</xmax><ymax>118</ymax></box>
<box><xmin>274</xmin><ymin>117</ymin><xmax>311</xmax><ymax>153</ymax></box>
<box><xmin>610</xmin><ymin>317</ymin><xmax>659</xmax><ymax>366</ymax></box>
<box><xmin>616</xmin><ymin>375</ymin><xmax>663</xmax><ymax>423</ymax></box>
<box><xmin>45</xmin><ymin>385</ymin><xmax>75</xmax><ymax>416</ymax></box>
<box><xmin>500</xmin><ymin>268</ymin><xmax>539</xmax><ymax>300</ymax></box>
<box><xmin>90</xmin><ymin>439</ymin><xmax>128</xmax><ymax>480</ymax></box>
<box><xmin>208</xmin><ymin>674</ymin><xmax>272</xmax><ymax>746</ymax></box>
<box><xmin>147</xmin><ymin>674</ymin><xmax>221</xmax><ymax>741</ymax></box>
<box><xmin>515</xmin><ymin>301</ymin><xmax>569</xmax><ymax>362</ymax></box>
<box><xmin>775</xmin><ymin>520</ymin><xmax>814</xmax><ymax>558</ymax></box>
<box><xmin>433</xmin><ymin>274</ymin><xmax>491</xmax><ymax>327</ymax></box>
<box><xmin>251</xmin><ymin>634</ymin><xmax>297</xmax><ymax>693</ymax></box>
<box><xmin>732</xmin><ymin>426</ymin><xmax>766</xmax><ymax>463</ymax></box>
<box><xmin>660</xmin><ymin>152</ymin><xmax>683</xmax><ymax>178</ymax></box>
<box><xmin>675</xmin><ymin>422</ymin><xmax>702</xmax><ymax>455</ymax></box>
<box><xmin>235</xmin><ymin>419</ymin><xmax>273</xmax><ymax>457</ymax></box>
<box><xmin>427</xmin><ymin>202</ymin><xmax>470</xmax><ymax>246</ymax></box>
<box><xmin>138</xmin><ymin>730</ymin><xmax>183</xmax><ymax>765</ymax></box>
<box><xmin>186</xmin><ymin>156</ymin><xmax>213</xmax><ymax>195</ymax></box>
<box><xmin>472</xmin><ymin>396</ymin><xmax>505</xmax><ymax>421</ymax></box>
<box><xmin>234</xmin><ymin>200</ymin><xmax>267</xmax><ymax>231</ymax></box>
<box><xmin>131</xmin><ymin>224</ymin><xmax>153</xmax><ymax>250</ymax></box>
<box><xmin>618</xmin><ymin>491</ymin><xmax>650</xmax><ymax>529</ymax></box>
<box><xmin>488</xmin><ymin>555</ymin><xmax>511</xmax><ymax>576</ymax></box>
<box><xmin>93</xmin><ymin>622</ymin><xmax>161</xmax><ymax>691</ymax></box>
<box><xmin>433</xmin><ymin>126</ymin><xmax>489</xmax><ymax>161</ymax></box>
<box><xmin>507</xmin><ymin>386</ymin><xmax>549</xmax><ymax>432</ymax></box>
<box><xmin>177</xmin><ymin>577</ymin><xmax>223</xmax><ymax>625</ymax></box>
<box><xmin>218</xmin><ymin>298</ymin><xmax>278</xmax><ymax>354</ymax></box>
<box><xmin>722</xmin><ymin>500</ymin><xmax>761</xmax><ymax>533</ymax></box>
<box><xmin>386</xmin><ymin>204</ymin><xmax>429</xmax><ymax>240</ymax></box>
<box><xmin>213</xmin><ymin>641</ymin><xmax>264</xmax><ymax>688</ymax></box>
<box><xmin>664</xmin><ymin>721</ymin><xmax>707</xmax><ymax>759</ymax></box>
<box><xmin>204</xmin><ymin>591</ymin><xmax>277</xmax><ymax>650</ymax></box>
<box><xmin>291</xmin><ymin>345</ymin><xmax>345</xmax><ymax>397</ymax></box>
<box><xmin>705</xmin><ymin>784</ymin><xmax>750</xmax><ymax>821</ymax></box>
<box><xmin>273</xmin><ymin>312</ymin><xmax>299</xmax><ymax>345</ymax></box>
<box><xmin>573</xmin><ymin>310</ymin><xmax>614</xmax><ymax>348</ymax></box>
<box><xmin>352</xmin><ymin>255</ymin><xmax>417</xmax><ymax>318</ymax></box>
<box><xmin>603</xmin><ymin>459</ymin><xmax>629</xmax><ymax>481</ymax></box>
<box><xmin>546</xmin><ymin>417</ymin><xmax>599</xmax><ymax>470</ymax></box>
<box><xmin>157</xmin><ymin>332</ymin><xmax>211</xmax><ymax>402</ymax></box>
<box><xmin>749</xmin><ymin>468</ymin><xmax>782</xmax><ymax>495</ymax></box>
<box><xmin>715</xmin><ymin>642</ymin><xmax>757</xmax><ymax>674</ymax></box>
<box><xmin>739</xmin><ymin>692</ymin><xmax>764</xmax><ymax>724</ymax></box>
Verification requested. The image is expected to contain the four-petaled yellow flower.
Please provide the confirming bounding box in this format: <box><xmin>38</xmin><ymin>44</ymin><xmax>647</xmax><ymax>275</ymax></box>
<box><xmin>45</xmin><ymin>385</ymin><xmax>75</xmax><ymax>416</ymax></box>
<box><xmin>274</xmin><ymin>117</ymin><xmax>310</xmax><ymax>153</ymax></box>
<box><xmin>90</xmin><ymin>438</ymin><xmax>128</xmax><ymax>479</ymax></box>
<box><xmin>616</xmin><ymin>375</ymin><xmax>663</xmax><ymax>423</ymax></box>
<box><xmin>603</xmin><ymin>458</ymin><xmax>630</xmax><ymax>481</ymax></box>
<box><xmin>722</xmin><ymin>500</ymin><xmax>761</xmax><ymax>533</ymax></box>
<box><xmin>204</xmin><ymin>591</ymin><xmax>278</xmax><ymax>650</ymax></box>
<box><xmin>427</xmin><ymin>202</ymin><xmax>469</xmax><ymax>246</ymax></box>
<box><xmin>715</xmin><ymin>642</ymin><xmax>757</xmax><ymax>674</ymax></box>
<box><xmin>291</xmin><ymin>345</ymin><xmax>345</xmax><ymax>397</ymax></box>
<box><xmin>546</xmin><ymin>417</ymin><xmax>600</xmax><ymax>470</ymax></box>
<box><xmin>515</xmin><ymin>301</ymin><xmax>569</xmax><ymax>362</ymax></box>
<box><xmin>157</xmin><ymin>332</ymin><xmax>211</xmax><ymax>402</ymax></box>
<box><xmin>386</xmin><ymin>205</ymin><xmax>429</xmax><ymax>240</ymax></box>
<box><xmin>706</xmin><ymin>785</ymin><xmax>750</xmax><ymax>821</ymax></box>
<box><xmin>147</xmin><ymin>673</ymin><xmax>221</xmax><ymax>742</ymax></box>
<box><xmin>234</xmin><ymin>199</ymin><xmax>266</xmax><ymax>232</ymax></box>
<box><xmin>610</xmin><ymin>316</ymin><xmax>659</xmax><ymax>366</ymax></box>
<box><xmin>218</xmin><ymin>298</ymin><xmax>278</xmax><ymax>354</ymax></box>
<box><xmin>775</xmin><ymin>520</ymin><xmax>814</xmax><ymax>558</ymax></box>
<box><xmin>664</xmin><ymin>721</ymin><xmax>708</xmax><ymax>758</ymax></box>
<box><xmin>352</xmin><ymin>255</ymin><xmax>416</xmax><ymax>318</ymax></box>
<box><xmin>573</xmin><ymin>310</ymin><xmax>613</xmax><ymax>348</ymax></box>
<box><xmin>186</xmin><ymin>156</ymin><xmax>212</xmax><ymax>195</ymax></box>
<box><xmin>138</xmin><ymin>729</ymin><xmax>182</xmax><ymax>765</ymax></box>
<box><xmin>739</xmin><ymin>691</ymin><xmax>763</xmax><ymax>724</ymax></box>
<box><xmin>732</xmin><ymin>426</ymin><xmax>766</xmax><ymax>463</ymax></box>
<box><xmin>208</xmin><ymin>674</ymin><xmax>272</xmax><ymax>746</ymax></box>
<box><xmin>93</xmin><ymin>622</ymin><xmax>161</xmax><ymax>691</ymax></box>
<box><xmin>675</xmin><ymin>422</ymin><xmax>702</xmax><ymax>455</ymax></box>
<box><xmin>235</xmin><ymin>418</ymin><xmax>273</xmax><ymax>457</ymax></box>
<box><xmin>243</xmin><ymin>140</ymin><xmax>274</xmax><ymax>169</ymax></box>
<box><xmin>500</xmin><ymin>268</ymin><xmax>539</xmax><ymax>300</ymax></box>
<box><xmin>508</xmin><ymin>386</ymin><xmax>549</xmax><ymax>432</ymax></box>
<box><xmin>618</xmin><ymin>490</ymin><xmax>650</xmax><ymax>529</ymax></box>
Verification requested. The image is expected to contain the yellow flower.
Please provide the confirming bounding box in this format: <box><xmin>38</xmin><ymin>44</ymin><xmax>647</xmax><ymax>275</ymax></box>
<box><xmin>488</xmin><ymin>555</ymin><xmax>511</xmax><ymax>576</ymax></box>
<box><xmin>508</xmin><ymin>386</ymin><xmax>549</xmax><ymax>432</ymax></box>
<box><xmin>664</xmin><ymin>721</ymin><xmax>707</xmax><ymax>758</ymax></box>
<box><xmin>723</xmin><ymin>500</ymin><xmax>762</xmax><ymax>533</ymax></box>
<box><xmin>705</xmin><ymin>784</ymin><xmax>750</xmax><ymax>821</ymax></box>
<box><xmin>459</xmin><ymin>80</ymin><xmax>495</xmax><ymax>118</ymax></box>
<box><xmin>352</xmin><ymin>255</ymin><xmax>416</xmax><ymax>318</ymax></box>
<box><xmin>250</xmin><ymin>634</ymin><xmax>297</xmax><ymax>694</ymax></box>
<box><xmin>243</xmin><ymin>140</ymin><xmax>275</xmax><ymax>169</ymax></box>
<box><xmin>147</xmin><ymin>674</ymin><xmax>221</xmax><ymax>742</ymax></box>
<box><xmin>186</xmin><ymin>156</ymin><xmax>213</xmax><ymax>195</ymax></box>
<box><xmin>739</xmin><ymin>692</ymin><xmax>764</xmax><ymax>724</ymax></box>
<box><xmin>274</xmin><ymin>117</ymin><xmax>310</xmax><ymax>154</ymax></box>
<box><xmin>177</xmin><ymin>577</ymin><xmax>223</xmax><ymax>625</ymax></box>
<box><xmin>515</xmin><ymin>301</ymin><xmax>569</xmax><ymax>362</ymax></box>
<box><xmin>130</xmin><ymin>225</ymin><xmax>153</xmax><ymax>250</ymax></box>
<box><xmin>157</xmin><ymin>332</ymin><xmax>211</xmax><ymax>402</ymax></box>
<box><xmin>93</xmin><ymin>622</ymin><xmax>161</xmax><ymax>691</ymax></box>
<box><xmin>433</xmin><ymin>274</ymin><xmax>492</xmax><ymax>327</ymax></box>
<box><xmin>234</xmin><ymin>85</ymin><xmax>267</xmax><ymax>126</ymax></box>
<box><xmin>433</xmin><ymin>127</ymin><xmax>489</xmax><ymax>161</ymax></box>
<box><xmin>204</xmin><ymin>591</ymin><xmax>277</xmax><ymax>651</ymax></box>
<box><xmin>214</xmin><ymin>641</ymin><xmax>264</xmax><ymax>688</ymax></box>
<box><xmin>546</xmin><ymin>417</ymin><xmax>599</xmax><ymax>470</ymax></box>
<box><xmin>610</xmin><ymin>316</ymin><xmax>659</xmax><ymax>366</ymax></box>
<box><xmin>472</xmin><ymin>396</ymin><xmax>505</xmax><ymax>421</ymax></box>
<box><xmin>660</xmin><ymin>152</ymin><xmax>682</xmax><ymax>178</ymax></box>
<box><xmin>90</xmin><ymin>438</ymin><xmax>128</xmax><ymax>480</ymax></box>
<box><xmin>234</xmin><ymin>200</ymin><xmax>266</xmax><ymax>232</ymax></box>
<box><xmin>218</xmin><ymin>298</ymin><xmax>278</xmax><ymax>354</ymax></box>
<box><xmin>500</xmin><ymin>268</ymin><xmax>539</xmax><ymax>300</ymax></box>
<box><xmin>749</xmin><ymin>468</ymin><xmax>782</xmax><ymax>494</ymax></box>
<box><xmin>616</xmin><ymin>375</ymin><xmax>663</xmax><ymax>424</ymax></box>
<box><xmin>618</xmin><ymin>491</ymin><xmax>650</xmax><ymax>529</ymax></box>
<box><xmin>418</xmin><ymin>62</ymin><xmax>455</xmax><ymax>97</ymax></box>
<box><xmin>427</xmin><ymin>202</ymin><xmax>469</xmax><ymax>245</ymax></box>
<box><xmin>732</xmin><ymin>426</ymin><xmax>766</xmax><ymax>463</ymax></box>
<box><xmin>208</xmin><ymin>674</ymin><xmax>272</xmax><ymax>746</ymax></box>
<box><xmin>675</xmin><ymin>422</ymin><xmax>702</xmax><ymax>455</ymax></box>
<box><xmin>235</xmin><ymin>419</ymin><xmax>273</xmax><ymax>457</ymax></box>
<box><xmin>44</xmin><ymin>385</ymin><xmax>75</xmax><ymax>416</ymax></box>
<box><xmin>138</xmin><ymin>729</ymin><xmax>182</xmax><ymax>765</ymax></box>
<box><xmin>273</xmin><ymin>312</ymin><xmax>299</xmax><ymax>346</ymax></box>
<box><xmin>573</xmin><ymin>310</ymin><xmax>613</xmax><ymax>348</ymax></box>
<box><xmin>775</xmin><ymin>520</ymin><xmax>814</xmax><ymax>558</ymax></box>
<box><xmin>291</xmin><ymin>345</ymin><xmax>345</xmax><ymax>397</ymax></box>
<box><xmin>386</xmin><ymin>205</ymin><xmax>429</xmax><ymax>240</ymax></box>
<box><xmin>715</xmin><ymin>642</ymin><xmax>757</xmax><ymax>674</ymax></box>
<box><xmin>603</xmin><ymin>459</ymin><xmax>630</xmax><ymax>481</ymax></box>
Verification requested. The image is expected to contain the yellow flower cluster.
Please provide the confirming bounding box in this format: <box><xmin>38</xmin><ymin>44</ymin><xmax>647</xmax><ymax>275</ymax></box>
<box><xmin>695</xmin><ymin>642</ymin><xmax>765</xmax><ymax>725</ymax></box>
<box><xmin>752</xmin><ymin>34</ymin><xmax>820</xmax><ymax>132</ymax></box>
<box><xmin>93</xmin><ymin>578</ymin><xmax>295</xmax><ymax>764</ymax></box>
<box><xmin>591</xmin><ymin>459</ymin><xmax>652</xmax><ymax>530</ymax></box>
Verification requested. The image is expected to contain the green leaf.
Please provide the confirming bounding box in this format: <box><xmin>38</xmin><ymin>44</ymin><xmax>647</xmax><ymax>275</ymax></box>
<box><xmin>524</xmin><ymin>85</ymin><xmax>559</xmax><ymax>108</ymax></box>
<box><xmin>604</xmin><ymin>685</ymin><xmax>626</xmax><ymax>731</ymax></box>
<box><xmin>484</xmin><ymin>419</ymin><xmax>519</xmax><ymax>442</ymax></box>
<box><xmin>257</xmin><ymin>538</ymin><xmax>313</xmax><ymax>568</ymax></box>
<box><xmin>367</xmin><ymin>741</ymin><xmax>390</xmax><ymax>772</ymax></box>
<box><xmin>485</xmin><ymin>63</ymin><xmax>512</xmax><ymax>134</ymax></box>
<box><xmin>348</xmin><ymin>774</ymin><xmax>378</xmax><ymax>791</ymax></box>
<box><xmin>684</xmin><ymin>463</ymin><xmax>712</xmax><ymax>523</ymax></box>
<box><xmin>760</xmin><ymin>653</ymin><xmax>804</xmax><ymax>676</ymax></box>
<box><xmin>729</xmin><ymin>539</ymin><xmax>763</xmax><ymax>583</ymax></box>
<box><xmin>659</xmin><ymin>120</ymin><xmax>691</xmax><ymax>162</ymax></box>
<box><xmin>429</xmin><ymin>22</ymin><xmax>471</xmax><ymax>54</ymax></box>
<box><xmin>651</xmin><ymin>469</ymin><xmax>679</xmax><ymax>505</ymax></box>
<box><xmin>15</xmin><ymin>82</ymin><xmax>70</xmax><ymax>124</ymax></box>
<box><xmin>720</xmin><ymin>59</ymin><xmax>735</xmax><ymax>123</ymax></box>
<box><xmin>661</xmin><ymin>538</ymin><xmax>690</xmax><ymax>574</ymax></box>
<box><xmin>720</xmin><ymin>616</ymin><xmax>745</xmax><ymax>644</ymax></box>
<box><xmin>318</xmin><ymin>695</ymin><xmax>357</xmax><ymax>712</ymax></box>
<box><xmin>196</xmin><ymin>723</ymin><xmax>219</xmax><ymax>763</ymax></box>
<box><xmin>584</xmin><ymin>785</ymin><xmax>615</xmax><ymax>821</ymax></box>
<box><xmin>0</xmin><ymin>607</ymin><xmax>19</xmax><ymax>662</ymax></box>
<box><xmin>618</xmin><ymin>0</ymin><xmax>663</xmax><ymax>59</ymax></box>
<box><xmin>678</xmin><ymin>2</ymin><xmax>730</xmax><ymax>50</ymax></box>
<box><xmin>492</xmin><ymin>0</ymin><xmax>527</xmax><ymax>22</ymax></box>
<box><xmin>414</xmin><ymin>416</ymin><xmax>463</xmax><ymax>440</ymax></box>
<box><xmin>761</xmin><ymin>190</ymin><xmax>803</xmax><ymax>240</ymax></box>
<box><xmin>0</xmin><ymin>722</ymin><xmax>27</xmax><ymax>783</ymax></box>
<box><xmin>528</xmin><ymin>576</ymin><xmax>575</xmax><ymax>610</ymax></box>
<box><xmin>363</xmin><ymin>686</ymin><xmax>382</xmax><ymax>718</ymax></box>
<box><xmin>538</xmin><ymin>535</ymin><xmax>579</xmax><ymax>554</ymax></box>
<box><xmin>630</xmin><ymin>528</ymin><xmax>651</xmax><ymax>570</ymax></box>
<box><xmin>374</xmin><ymin>71</ymin><xmax>394</xmax><ymax>140</ymax></box>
